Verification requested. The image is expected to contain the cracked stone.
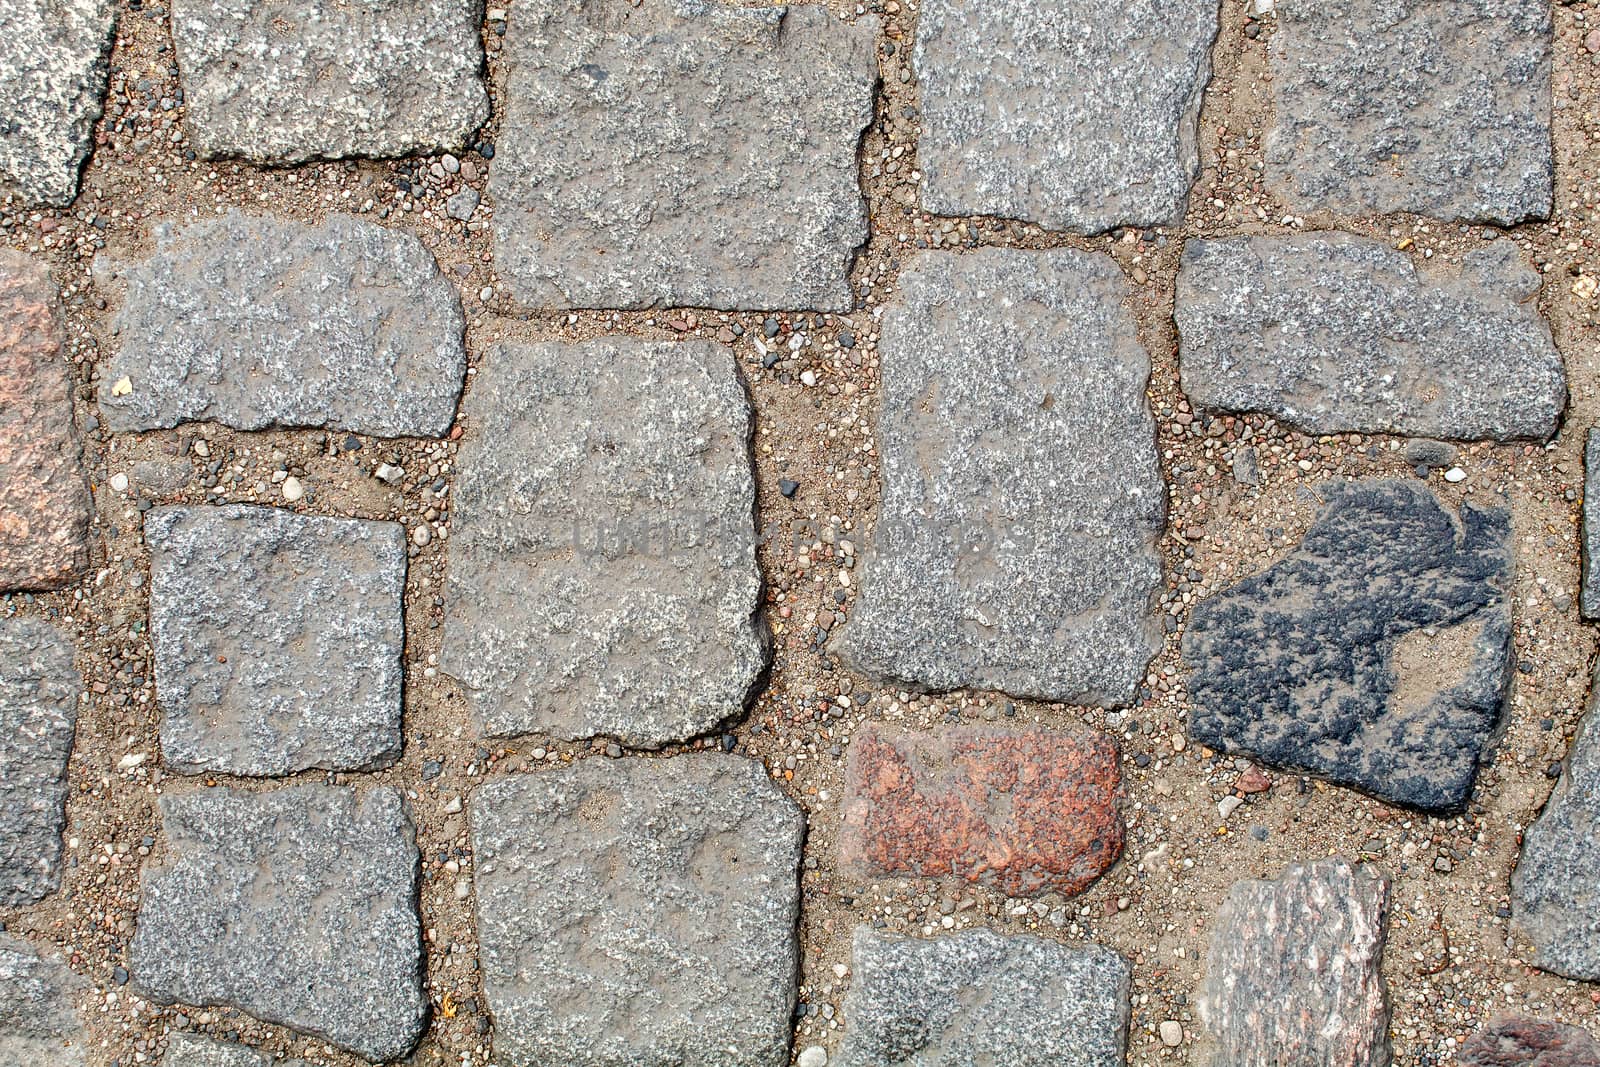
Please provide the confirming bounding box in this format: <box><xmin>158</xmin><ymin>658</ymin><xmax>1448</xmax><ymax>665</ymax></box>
<box><xmin>0</xmin><ymin>934</ymin><xmax>88</xmax><ymax>1066</ymax></box>
<box><xmin>1459</xmin><ymin>1019</ymin><xmax>1600</xmax><ymax>1067</ymax></box>
<box><xmin>0</xmin><ymin>619</ymin><xmax>79</xmax><ymax>907</ymax></box>
<box><xmin>0</xmin><ymin>0</ymin><xmax>115</xmax><ymax>205</ymax></box>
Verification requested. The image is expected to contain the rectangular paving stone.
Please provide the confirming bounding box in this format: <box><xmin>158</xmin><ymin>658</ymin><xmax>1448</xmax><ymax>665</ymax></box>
<box><xmin>471</xmin><ymin>755</ymin><xmax>804</xmax><ymax>1067</ymax></box>
<box><xmin>489</xmin><ymin>0</ymin><xmax>876</xmax><ymax>310</ymax></box>
<box><xmin>0</xmin><ymin>933</ymin><xmax>88</xmax><ymax>1066</ymax></box>
<box><xmin>839</xmin><ymin>723</ymin><xmax>1124</xmax><ymax>898</ymax></box>
<box><xmin>0</xmin><ymin>0</ymin><xmax>116</xmax><ymax>206</ymax></box>
<box><xmin>146</xmin><ymin>504</ymin><xmax>406</xmax><ymax>777</ymax></box>
<box><xmin>0</xmin><ymin>619</ymin><xmax>79</xmax><ymax>907</ymax></box>
<box><xmin>129</xmin><ymin>785</ymin><xmax>426</xmax><ymax>1063</ymax></box>
<box><xmin>914</xmin><ymin>0</ymin><xmax>1218</xmax><ymax>233</ymax></box>
<box><xmin>1582</xmin><ymin>429</ymin><xmax>1600</xmax><ymax>620</ymax></box>
<box><xmin>441</xmin><ymin>339</ymin><xmax>766</xmax><ymax>747</ymax></box>
<box><xmin>161</xmin><ymin>1034</ymin><xmax>312</xmax><ymax>1067</ymax></box>
<box><xmin>837</xmin><ymin>927</ymin><xmax>1131</xmax><ymax>1067</ymax></box>
<box><xmin>0</xmin><ymin>251</ymin><xmax>91</xmax><ymax>591</ymax></box>
<box><xmin>96</xmin><ymin>211</ymin><xmax>467</xmax><ymax>438</ymax></box>
<box><xmin>1267</xmin><ymin>0</ymin><xmax>1552</xmax><ymax>224</ymax></box>
<box><xmin>1176</xmin><ymin>234</ymin><xmax>1566</xmax><ymax>440</ymax></box>
<box><xmin>172</xmin><ymin>0</ymin><xmax>488</xmax><ymax>162</ymax></box>
<box><xmin>836</xmin><ymin>248</ymin><xmax>1164</xmax><ymax>704</ymax></box>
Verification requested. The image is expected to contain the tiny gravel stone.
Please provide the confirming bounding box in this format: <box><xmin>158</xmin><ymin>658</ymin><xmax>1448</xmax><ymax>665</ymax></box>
<box><xmin>1161</xmin><ymin>1020</ymin><xmax>1185</xmax><ymax>1047</ymax></box>
<box><xmin>279</xmin><ymin>475</ymin><xmax>303</xmax><ymax>502</ymax></box>
<box><xmin>1459</xmin><ymin>1018</ymin><xmax>1600</xmax><ymax>1067</ymax></box>
<box><xmin>797</xmin><ymin>1047</ymin><xmax>828</xmax><ymax>1067</ymax></box>
<box><xmin>1583</xmin><ymin>429</ymin><xmax>1600</xmax><ymax>619</ymax></box>
<box><xmin>147</xmin><ymin>505</ymin><xmax>406</xmax><ymax>776</ymax></box>
<box><xmin>1185</xmin><ymin>480</ymin><xmax>1511</xmax><ymax>812</ymax></box>
<box><xmin>837</xmin><ymin>927</ymin><xmax>1131</xmax><ymax>1067</ymax></box>
<box><xmin>1445</xmin><ymin>467</ymin><xmax>1469</xmax><ymax>483</ymax></box>
<box><xmin>1200</xmin><ymin>858</ymin><xmax>1391</xmax><ymax>1067</ymax></box>
<box><xmin>0</xmin><ymin>619</ymin><xmax>78</xmax><ymax>907</ymax></box>
<box><xmin>1176</xmin><ymin>235</ymin><xmax>1565</xmax><ymax>440</ymax></box>
<box><xmin>97</xmin><ymin>211</ymin><xmax>468</xmax><ymax>438</ymax></box>
<box><xmin>446</xmin><ymin>187</ymin><xmax>480</xmax><ymax>221</ymax></box>
<box><xmin>778</xmin><ymin>478</ymin><xmax>800</xmax><ymax>498</ymax></box>
<box><xmin>130</xmin><ymin>785</ymin><xmax>426</xmax><ymax>1062</ymax></box>
<box><xmin>472</xmin><ymin>755</ymin><xmax>803</xmax><ymax>1066</ymax></box>
<box><xmin>0</xmin><ymin>933</ymin><xmax>88</xmax><ymax>1065</ymax></box>
<box><xmin>1231</xmin><ymin>446</ymin><xmax>1260</xmax><ymax>487</ymax></box>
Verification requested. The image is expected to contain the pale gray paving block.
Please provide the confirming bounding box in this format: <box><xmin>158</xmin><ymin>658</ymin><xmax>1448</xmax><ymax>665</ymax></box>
<box><xmin>129</xmin><ymin>785</ymin><xmax>427</xmax><ymax>1063</ymax></box>
<box><xmin>913</xmin><ymin>0</ymin><xmax>1219</xmax><ymax>233</ymax></box>
<box><xmin>0</xmin><ymin>933</ymin><xmax>89</xmax><ymax>1067</ymax></box>
<box><xmin>836</xmin><ymin>248</ymin><xmax>1165</xmax><ymax>705</ymax></box>
<box><xmin>96</xmin><ymin>210</ymin><xmax>467</xmax><ymax>438</ymax></box>
<box><xmin>0</xmin><ymin>618</ymin><xmax>80</xmax><ymax>906</ymax></box>
<box><xmin>1176</xmin><ymin>234</ymin><xmax>1566</xmax><ymax>440</ymax></box>
<box><xmin>489</xmin><ymin>0</ymin><xmax>877</xmax><ymax>311</ymax></box>
<box><xmin>471</xmin><ymin>754</ymin><xmax>804</xmax><ymax>1067</ymax></box>
<box><xmin>161</xmin><ymin>1033</ymin><xmax>313</xmax><ymax>1067</ymax></box>
<box><xmin>1582</xmin><ymin>429</ymin><xmax>1600</xmax><ymax>620</ymax></box>
<box><xmin>441</xmin><ymin>338</ymin><xmax>766</xmax><ymax>747</ymax></box>
<box><xmin>171</xmin><ymin>0</ymin><xmax>488</xmax><ymax>161</ymax></box>
<box><xmin>146</xmin><ymin>504</ymin><xmax>406</xmax><ymax>777</ymax></box>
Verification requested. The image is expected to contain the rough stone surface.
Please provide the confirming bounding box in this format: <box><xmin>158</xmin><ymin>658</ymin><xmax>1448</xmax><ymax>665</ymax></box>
<box><xmin>1200</xmin><ymin>858</ymin><xmax>1392</xmax><ymax>1067</ymax></box>
<box><xmin>146</xmin><ymin>505</ymin><xmax>406</xmax><ymax>777</ymax></box>
<box><xmin>0</xmin><ymin>252</ymin><xmax>91</xmax><ymax>591</ymax></box>
<box><xmin>1266</xmin><ymin>0</ymin><xmax>1552</xmax><ymax>224</ymax></box>
<box><xmin>1184</xmin><ymin>480</ymin><xmax>1513</xmax><ymax>813</ymax></box>
<box><xmin>839</xmin><ymin>723</ymin><xmax>1124</xmax><ymax>898</ymax></box>
<box><xmin>171</xmin><ymin>0</ymin><xmax>488</xmax><ymax>162</ymax></box>
<box><xmin>96</xmin><ymin>211</ymin><xmax>467</xmax><ymax>438</ymax></box>
<box><xmin>1582</xmin><ymin>429</ymin><xmax>1600</xmax><ymax>619</ymax></box>
<box><xmin>129</xmin><ymin>786</ymin><xmax>426</xmax><ymax>1062</ymax></box>
<box><xmin>913</xmin><ymin>0</ymin><xmax>1217</xmax><ymax>233</ymax></box>
<box><xmin>837</xmin><ymin>927</ymin><xmax>1131</xmax><ymax>1067</ymax></box>
<box><xmin>0</xmin><ymin>934</ymin><xmax>88</xmax><ymax>1067</ymax></box>
<box><xmin>442</xmin><ymin>339</ymin><xmax>766</xmax><ymax>747</ymax></box>
<box><xmin>0</xmin><ymin>0</ymin><xmax>115</xmax><ymax>205</ymax></box>
<box><xmin>1460</xmin><ymin>1019</ymin><xmax>1600</xmax><ymax>1067</ymax></box>
<box><xmin>837</xmin><ymin>248</ymin><xmax>1164</xmax><ymax>704</ymax></box>
<box><xmin>490</xmin><ymin>0</ymin><xmax>876</xmax><ymax>311</ymax></box>
<box><xmin>161</xmin><ymin>1034</ymin><xmax>313</xmax><ymax>1067</ymax></box>
<box><xmin>1176</xmin><ymin>234</ymin><xmax>1566</xmax><ymax>440</ymax></box>
<box><xmin>471</xmin><ymin>755</ymin><xmax>804</xmax><ymax>1067</ymax></box>
<box><xmin>0</xmin><ymin>619</ymin><xmax>79</xmax><ymax>907</ymax></box>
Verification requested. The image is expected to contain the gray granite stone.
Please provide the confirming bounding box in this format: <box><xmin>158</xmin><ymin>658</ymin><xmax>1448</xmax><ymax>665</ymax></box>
<box><xmin>0</xmin><ymin>934</ymin><xmax>88</xmax><ymax>1067</ymax></box>
<box><xmin>161</xmin><ymin>1034</ymin><xmax>312</xmax><ymax>1067</ymax></box>
<box><xmin>1266</xmin><ymin>0</ymin><xmax>1552</xmax><ymax>224</ymax></box>
<box><xmin>1512</xmin><ymin>662</ymin><xmax>1600</xmax><ymax>981</ymax></box>
<box><xmin>489</xmin><ymin>0</ymin><xmax>876</xmax><ymax>311</ymax></box>
<box><xmin>1176</xmin><ymin>234</ymin><xmax>1565</xmax><ymax>440</ymax></box>
<box><xmin>171</xmin><ymin>0</ymin><xmax>488</xmax><ymax>162</ymax></box>
<box><xmin>837</xmin><ymin>927</ymin><xmax>1130</xmax><ymax>1067</ymax></box>
<box><xmin>130</xmin><ymin>785</ymin><xmax>426</xmax><ymax>1062</ymax></box>
<box><xmin>0</xmin><ymin>618</ymin><xmax>78</xmax><ymax>906</ymax></box>
<box><xmin>146</xmin><ymin>504</ymin><xmax>406</xmax><ymax>777</ymax></box>
<box><xmin>0</xmin><ymin>0</ymin><xmax>115</xmax><ymax>205</ymax></box>
<box><xmin>1184</xmin><ymin>480</ymin><xmax>1512</xmax><ymax>813</ymax></box>
<box><xmin>96</xmin><ymin>211</ymin><xmax>467</xmax><ymax>438</ymax></box>
<box><xmin>471</xmin><ymin>754</ymin><xmax>803</xmax><ymax>1067</ymax></box>
<box><xmin>441</xmin><ymin>339</ymin><xmax>766</xmax><ymax>747</ymax></box>
<box><xmin>1582</xmin><ymin>429</ymin><xmax>1600</xmax><ymax>620</ymax></box>
<box><xmin>1200</xmin><ymin>858</ymin><xmax>1391</xmax><ymax>1067</ymax></box>
<box><xmin>914</xmin><ymin>0</ymin><xmax>1218</xmax><ymax>233</ymax></box>
<box><xmin>836</xmin><ymin>248</ymin><xmax>1164</xmax><ymax>705</ymax></box>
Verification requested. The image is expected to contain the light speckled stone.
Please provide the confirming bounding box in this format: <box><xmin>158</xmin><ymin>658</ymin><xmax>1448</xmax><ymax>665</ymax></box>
<box><xmin>0</xmin><ymin>934</ymin><xmax>88</xmax><ymax>1067</ymax></box>
<box><xmin>490</xmin><ymin>0</ymin><xmax>876</xmax><ymax>310</ymax></box>
<box><xmin>0</xmin><ymin>0</ymin><xmax>115</xmax><ymax>205</ymax></box>
<box><xmin>1582</xmin><ymin>429</ymin><xmax>1600</xmax><ymax>620</ymax></box>
<box><xmin>837</xmin><ymin>927</ymin><xmax>1130</xmax><ymax>1067</ymax></box>
<box><xmin>171</xmin><ymin>0</ymin><xmax>488</xmax><ymax>161</ymax></box>
<box><xmin>161</xmin><ymin>1034</ymin><xmax>313</xmax><ymax>1067</ymax></box>
<box><xmin>96</xmin><ymin>211</ymin><xmax>466</xmax><ymax>438</ymax></box>
<box><xmin>146</xmin><ymin>505</ymin><xmax>406</xmax><ymax>777</ymax></box>
<box><xmin>0</xmin><ymin>619</ymin><xmax>78</xmax><ymax>907</ymax></box>
<box><xmin>1176</xmin><ymin>234</ymin><xmax>1565</xmax><ymax>440</ymax></box>
<box><xmin>130</xmin><ymin>786</ymin><xmax>426</xmax><ymax>1063</ymax></box>
<box><xmin>1267</xmin><ymin>0</ymin><xmax>1552</xmax><ymax>224</ymax></box>
<box><xmin>471</xmin><ymin>755</ymin><xmax>803</xmax><ymax>1067</ymax></box>
<box><xmin>913</xmin><ymin>0</ymin><xmax>1218</xmax><ymax>233</ymax></box>
<box><xmin>442</xmin><ymin>339</ymin><xmax>766</xmax><ymax>747</ymax></box>
<box><xmin>837</xmin><ymin>248</ymin><xmax>1164</xmax><ymax>705</ymax></box>
<box><xmin>1200</xmin><ymin>858</ymin><xmax>1391</xmax><ymax>1067</ymax></box>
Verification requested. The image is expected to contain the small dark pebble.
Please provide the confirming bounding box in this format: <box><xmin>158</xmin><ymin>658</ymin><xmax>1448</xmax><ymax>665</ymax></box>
<box><xmin>421</xmin><ymin>759</ymin><xmax>443</xmax><ymax>780</ymax></box>
<box><xmin>779</xmin><ymin>478</ymin><xmax>799</xmax><ymax>497</ymax></box>
<box><xmin>763</xmin><ymin>316</ymin><xmax>781</xmax><ymax>338</ymax></box>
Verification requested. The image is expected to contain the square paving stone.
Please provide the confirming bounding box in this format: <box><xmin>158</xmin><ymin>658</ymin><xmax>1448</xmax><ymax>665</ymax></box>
<box><xmin>441</xmin><ymin>339</ymin><xmax>766</xmax><ymax>747</ymax></box>
<box><xmin>0</xmin><ymin>933</ymin><xmax>89</xmax><ymax>1066</ymax></box>
<box><xmin>837</xmin><ymin>927</ymin><xmax>1131</xmax><ymax>1067</ymax></box>
<box><xmin>471</xmin><ymin>754</ymin><xmax>804</xmax><ymax>1067</ymax></box>
<box><xmin>835</xmin><ymin>248</ymin><xmax>1165</xmax><ymax>705</ymax></box>
<box><xmin>171</xmin><ymin>0</ymin><xmax>488</xmax><ymax>162</ymax></box>
<box><xmin>0</xmin><ymin>0</ymin><xmax>116</xmax><ymax>206</ymax></box>
<box><xmin>913</xmin><ymin>0</ymin><xmax>1219</xmax><ymax>233</ymax></box>
<box><xmin>1266</xmin><ymin>0</ymin><xmax>1552</xmax><ymax>224</ymax></box>
<box><xmin>489</xmin><ymin>0</ymin><xmax>877</xmax><ymax>310</ymax></box>
<box><xmin>0</xmin><ymin>251</ymin><xmax>91</xmax><ymax>591</ymax></box>
<box><xmin>0</xmin><ymin>619</ymin><xmax>79</xmax><ymax>907</ymax></box>
<box><xmin>147</xmin><ymin>504</ymin><xmax>407</xmax><ymax>777</ymax></box>
<box><xmin>129</xmin><ymin>785</ymin><xmax>426</xmax><ymax>1063</ymax></box>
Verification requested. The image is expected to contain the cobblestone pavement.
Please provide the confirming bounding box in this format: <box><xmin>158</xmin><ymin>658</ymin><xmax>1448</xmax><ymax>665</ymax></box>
<box><xmin>4</xmin><ymin>0</ymin><xmax>1600</xmax><ymax>1064</ymax></box>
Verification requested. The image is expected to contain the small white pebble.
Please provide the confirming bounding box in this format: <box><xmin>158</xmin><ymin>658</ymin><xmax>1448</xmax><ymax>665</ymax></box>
<box><xmin>281</xmin><ymin>476</ymin><xmax>304</xmax><ymax>502</ymax></box>
<box><xmin>109</xmin><ymin>472</ymin><xmax>129</xmax><ymax>493</ymax></box>
<box><xmin>797</xmin><ymin>1047</ymin><xmax>827</xmax><ymax>1067</ymax></box>
<box><xmin>1444</xmin><ymin>467</ymin><xmax>1467</xmax><ymax>483</ymax></box>
<box><xmin>413</xmin><ymin>524</ymin><xmax>432</xmax><ymax>547</ymax></box>
<box><xmin>1218</xmin><ymin>795</ymin><xmax>1243</xmax><ymax>820</ymax></box>
<box><xmin>1160</xmin><ymin>1020</ymin><xmax>1184</xmax><ymax>1047</ymax></box>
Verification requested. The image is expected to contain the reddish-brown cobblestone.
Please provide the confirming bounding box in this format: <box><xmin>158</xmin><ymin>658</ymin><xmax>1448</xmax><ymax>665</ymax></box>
<box><xmin>1460</xmin><ymin>1019</ymin><xmax>1600</xmax><ymax>1067</ymax></box>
